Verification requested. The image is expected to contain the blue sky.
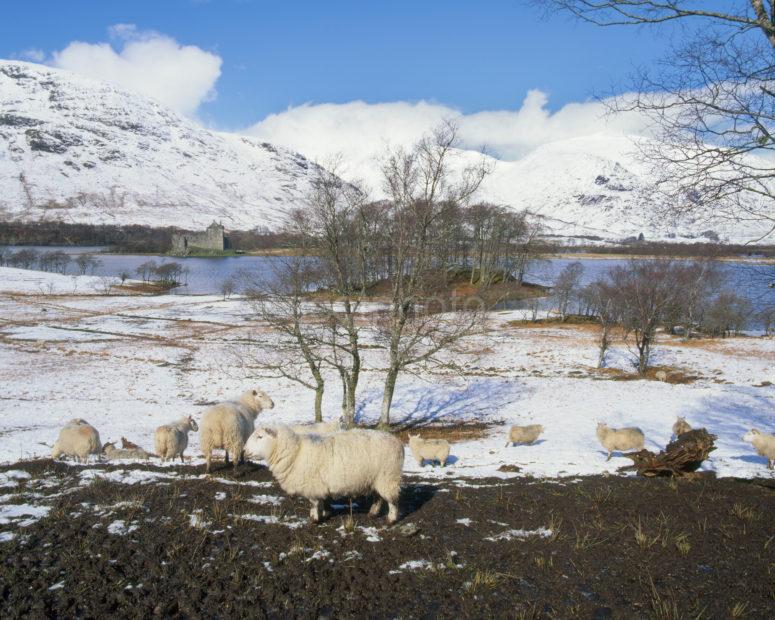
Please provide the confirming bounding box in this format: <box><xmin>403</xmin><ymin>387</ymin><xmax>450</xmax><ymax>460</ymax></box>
<box><xmin>1</xmin><ymin>0</ymin><xmax>675</xmax><ymax>129</ymax></box>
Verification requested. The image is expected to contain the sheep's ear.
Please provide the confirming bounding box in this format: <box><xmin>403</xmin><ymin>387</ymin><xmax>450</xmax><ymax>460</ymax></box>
<box><xmin>264</xmin><ymin>427</ymin><xmax>277</xmax><ymax>437</ymax></box>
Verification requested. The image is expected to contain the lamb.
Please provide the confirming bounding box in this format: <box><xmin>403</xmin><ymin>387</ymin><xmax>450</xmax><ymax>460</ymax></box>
<box><xmin>121</xmin><ymin>437</ymin><xmax>141</xmax><ymax>450</ymax></box>
<box><xmin>596</xmin><ymin>422</ymin><xmax>645</xmax><ymax>461</ymax></box>
<box><xmin>407</xmin><ymin>434</ymin><xmax>450</xmax><ymax>467</ymax></box>
<box><xmin>154</xmin><ymin>415</ymin><xmax>199</xmax><ymax>463</ymax></box>
<box><xmin>288</xmin><ymin>417</ymin><xmax>345</xmax><ymax>435</ymax></box>
<box><xmin>244</xmin><ymin>425</ymin><xmax>404</xmax><ymax>524</ymax></box>
<box><xmin>102</xmin><ymin>441</ymin><xmax>152</xmax><ymax>461</ymax></box>
<box><xmin>655</xmin><ymin>370</ymin><xmax>669</xmax><ymax>382</ymax></box>
<box><xmin>51</xmin><ymin>419</ymin><xmax>101</xmax><ymax>463</ymax></box>
<box><xmin>672</xmin><ymin>416</ymin><xmax>692</xmax><ymax>437</ymax></box>
<box><xmin>200</xmin><ymin>389</ymin><xmax>274</xmax><ymax>472</ymax></box>
<box><xmin>743</xmin><ymin>429</ymin><xmax>775</xmax><ymax>470</ymax></box>
<box><xmin>505</xmin><ymin>424</ymin><xmax>544</xmax><ymax>447</ymax></box>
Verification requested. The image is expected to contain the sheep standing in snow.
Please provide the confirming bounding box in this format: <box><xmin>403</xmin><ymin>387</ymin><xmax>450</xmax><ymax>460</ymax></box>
<box><xmin>51</xmin><ymin>419</ymin><xmax>101</xmax><ymax>463</ymax></box>
<box><xmin>743</xmin><ymin>429</ymin><xmax>775</xmax><ymax>470</ymax></box>
<box><xmin>244</xmin><ymin>425</ymin><xmax>404</xmax><ymax>524</ymax></box>
<box><xmin>200</xmin><ymin>389</ymin><xmax>274</xmax><ymax>472</ymax></box>
<box><xmin>102</xmin><ymin>441</ymin><xmax>152</xmax><ymax>461</ymax></box>
<box><xmin>596</xmin><ymin>422</ymin><xmax>645</xmax><ymax>461</ymax></box>
<box><xmin>408</xmin><ymin>434</ymin><xmax>450</xmax><ymax>467</ymax></box>
<box><xmin>655</xmin><ymin>370</ymin><xmax>668</xmax><ymax>382</ymax></box>
<box><xmin>154</xmin><ymin>415</ymin><xmax>198</xmax><ymax>463</ymax></box>
<box><xmin>672</xmin><ymin>417</ymin><xmax>692</xmax><ymax>438</ymax></box>
<box><xmin>505</xmin><ymin>424</ymin><xmax>544</xmax><ymax>447</ymax></box>
<box><xmin>288</xmin><ymin>417</ymin><xmax>345</xmax><ymax>435</ymax></box>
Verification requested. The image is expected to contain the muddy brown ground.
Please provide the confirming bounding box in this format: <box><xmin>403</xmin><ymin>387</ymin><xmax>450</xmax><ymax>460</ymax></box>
<box><xmin>1</xmin><ymin>461</ymin><xmax>773</xmax><ymax>619</ymax></box>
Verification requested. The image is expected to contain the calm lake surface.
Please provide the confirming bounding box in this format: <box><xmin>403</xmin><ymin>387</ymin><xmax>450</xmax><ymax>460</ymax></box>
<box><xmin>2</xmin><ymin>246</ymin><xmax>773</xmax><ymax>311</ymax></box>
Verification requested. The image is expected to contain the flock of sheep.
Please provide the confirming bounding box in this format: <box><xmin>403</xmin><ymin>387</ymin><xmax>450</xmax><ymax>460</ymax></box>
<box><xmin>49</xmin><ymin>389</ymin><xmax>775</xmax><ymax>524</ymax></box>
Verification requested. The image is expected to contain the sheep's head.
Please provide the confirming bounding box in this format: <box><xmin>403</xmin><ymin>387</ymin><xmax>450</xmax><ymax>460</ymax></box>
<box><xmin>101</xmin><ymin>441</ymin><xmax>115</xmax><ymax>453</ymax></box>
<box><xmin>596</xmin><ymin>422</ymin><xmax>607</xmax><ymax>430</ymax></box>
<box><xmin>187</xmin><ymin>415</ymin><xmax>199</xmax><ymax>432</ymax></box>
<box><xmin>743</xmin><ymin>429</ymin><xmax>760</xmax><ymax>442</ymax></box>
<box><xmin>244</xmin><ymin>427</ymin><xmax>278</xmax><ymax>461</ymax></box>
<box><xmin>247</xmin><ymin>389</ymin><xmax>275</xmax><ymax>412</ymax></box>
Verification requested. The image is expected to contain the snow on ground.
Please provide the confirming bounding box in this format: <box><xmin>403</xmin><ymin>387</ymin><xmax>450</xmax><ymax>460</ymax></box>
<box><xmin>1</xmin><ymin>266</ymin><xmax>774</xmax><ymax>481</ymax></box>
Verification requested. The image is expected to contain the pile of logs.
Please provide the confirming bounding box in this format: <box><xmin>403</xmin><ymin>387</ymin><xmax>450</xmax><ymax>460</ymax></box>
<box><xmin>619</xmin><ymin>428</ymin><xmax>717</xmax><ymax>477</ymax></box>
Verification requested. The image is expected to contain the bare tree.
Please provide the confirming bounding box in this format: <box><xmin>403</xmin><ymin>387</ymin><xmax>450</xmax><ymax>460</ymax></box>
<box><xmin>605</xmin><ymin>259</ymin><xmax>683</xmax><ymax>373</ymax></box>
<box><xmin>285</xmin><ymin>162</ymin><xmax>370</xmax><ymax>428</ymax></box>
<box><xmin>376</xmin><ymin>122</ymin><xmax>490</xmax><ymax>427</ymax></box>
<box><xmin>584</xmin><ymin>279</ymin><xmax>620</xmax><ymax>368</ymax></box>
<box><xmin>551</xmin><ymin>261</ymin><xmax>585</xmax><ymax>320</ymax></box>
<box><xmin>243</xmin><ymin>258</ymin><xmax>329</xmax><ymax>421</ymax></box>
<box><xmin>546</xmin><ymin>0</ymin><xmax>775</xmax><ymax>239</ymax></box>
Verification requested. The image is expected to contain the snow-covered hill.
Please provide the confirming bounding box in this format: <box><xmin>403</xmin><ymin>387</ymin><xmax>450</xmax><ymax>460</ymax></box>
<box><xmin>0</xmin><ymin>60</ymin><xmax>320</xmax><ymax>230</ymax></box>
<box><xmin>475</xmin><ymin>133</ymin><xmax>772</xmax><ymax>245</ymax></box>
<box><xmin>0</xmin><ymin>60</ymin><xmax>769</xmax><ymax>243</ymax></box>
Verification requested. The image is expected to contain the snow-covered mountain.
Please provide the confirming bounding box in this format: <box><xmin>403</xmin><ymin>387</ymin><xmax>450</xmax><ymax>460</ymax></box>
<box><xmin>0</xmin><ymin>60</ymin><xmax>769</xmax><ymax>243</ymax></box>
<box><xmin>475</xmin><ymin>133</ymin><xmax>771</xmax><ymax>245</ymax></box>
<box><xmin>0</xmin><ymin>60</ymin><xmax>321</xmax><ymax>230</ymax></box>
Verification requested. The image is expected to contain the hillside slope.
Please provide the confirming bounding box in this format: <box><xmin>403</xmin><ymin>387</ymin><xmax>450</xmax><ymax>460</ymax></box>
<box><xmin>0</xmin><ymin>60</ymin><xmax>319</xmax><ymax>230</ymax></box>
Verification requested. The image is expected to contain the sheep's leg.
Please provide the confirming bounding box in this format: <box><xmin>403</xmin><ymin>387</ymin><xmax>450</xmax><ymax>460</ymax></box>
<box><xmin>238</xmin><ymin>450</ymin><xmax>245</xmax><ymax>466</ymax></box>
<box><xmin>224</xmin><ymin>450</ymin><xmax>230</xmax><ymax>465</ymax></box>
<box><xmin>309</xmin><ymin>499</ymin><xmax>323</xmax><ymax>523</ymax></box>
<box><xmin>769</xmin><ymin>458</ymin><xmax>773</xmax><ymax>470</ymax></box>
<box><xmin>368</xmin><ymin>497</ymin><xmax>384</xmax><ymax>517</ymax></box>
<box><xmin>179</xmin><ymin>453</ymin><xmax>184</xmax><ymax>464</ymax></box>
<box><xmin>440</xmin><ymin>458</ymin><xmax>446</xmax><ymax>468</ymax></box>
<box><xmin>606</xmin><ymin>451</ymin><xmax>612</xmax><ymax>462</ymax></box>
<box><xmin>386</xmin><ymin>501</ymin><xmax>399</xmax><ymax>525</ymax></box>
<box><xmin>205</xmin><ymin>452</ymin><xmax>211</xmax><ymax>473</ymax></box>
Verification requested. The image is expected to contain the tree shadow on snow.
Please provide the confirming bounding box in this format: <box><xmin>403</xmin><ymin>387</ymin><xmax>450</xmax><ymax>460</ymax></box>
<box><xmin>356</xmin><ymin>378</ymin><xmax>523</xmax><ymax>428</ymax></box>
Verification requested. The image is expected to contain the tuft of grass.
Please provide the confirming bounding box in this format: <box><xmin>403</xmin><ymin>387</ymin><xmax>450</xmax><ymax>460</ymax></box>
<box><xmin>632</xmin><ymin>518</ymin><xmax>660</xmax><ymax>550</ymax></box>
<box><xmin>730</xmin><ymin>601</ymin><xmax>749</xmax><ymax>618</ymax></box>
<box><xmin>730</xmin><ymin>503</ymin><xmax>759</xmax><ymax>522</ymax></box>
<box><xmin>674</xmin><ymin>532</ymin><xmax>691</xmax><ymax>556</ymax></box>
<box><xmin>466</xmin><ymin>568</ymin><xmax>500</xmax><ymax>594</ymax></box>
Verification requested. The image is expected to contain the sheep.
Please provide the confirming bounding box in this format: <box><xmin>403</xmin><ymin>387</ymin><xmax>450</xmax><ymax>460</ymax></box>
<box><xmin>121</xmin><ymin>437</ymin><xmax>141</xmax><ymax>450</ymax></box>
<box><xmin>51</xmin><ymin>419</ymin><xmax>101</xmax><ymax>463</ymax></box>
<box><xmin>154</xmin><ymin>415</ymin><xmax>199</xmax><ymax>464</ymax></box>
<box><xmin>743</xmin><ymin>429</ymin><xmax>775</xmax><ymax>470</ymax></box>
<box><xmin>407</xmin><ymin>434</ymin><xmax>450</xmax><ymax>467</ymax></box>
<box><xmin>672</xmin><ymin>416</ymin><xmax>692</xmax><ymax>438</ymax></box>
<box><xmin>200</xmin><ymin>389</ymin><xmax>274</xmax><ymax>472</ymax></box>
<box><xmin>655</xmin><ymin>370</ymin><xmax>668</xmax><ymax>382</ymax></box>
<box><xmin>596</xmin><ymin>422</ymin><xmax>645</xmax><ymax>461</ymax></box>
<box><xmin>505</xmin><ymin>424</ymin><xmax>544</xmax><ymax>447</ymax></box>
<box><xmin>102</xmin><ymin>441</ymin><xmax>152</xmax><ymax>461</ymax></box>
<box><xmin>288</xmin><ymin>417</ymin><xmax>345</xmax><ymax>435</ymax></box>
<box><xmin>244</xmin><ymin>425</ymin><xmax>404</xmax><ymax>524</ymax></box>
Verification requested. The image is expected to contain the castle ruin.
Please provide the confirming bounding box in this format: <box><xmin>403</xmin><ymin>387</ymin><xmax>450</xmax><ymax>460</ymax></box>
<box><xmin>170</xmin><ymin>221</ymin><xmax>230</xmax><ymax>255</ymax></box>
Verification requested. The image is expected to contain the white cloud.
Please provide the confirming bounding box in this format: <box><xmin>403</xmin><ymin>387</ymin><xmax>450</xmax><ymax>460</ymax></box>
<box><xmin>244</xmin><ymin>91</ymin><xmax>652</xmax><ymax>182</ymax></box>
<box><xmin>18</xmin><ymin>48</ymin><xmax>46</xmax><ymax>62</ymax></box>
<box><xmin>49</xmin><ymin>25</ymin><xmax>221</xmax><ymax>116</ymax></box>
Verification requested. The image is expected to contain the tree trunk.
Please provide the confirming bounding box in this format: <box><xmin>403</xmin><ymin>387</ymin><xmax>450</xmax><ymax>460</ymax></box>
<box><xmin>619</xmin><ymin>429</ymin><xmax>717</xmax><ymax>477</ymax></box>
<box><xmin>313</xmin><ymin>383</ymin><xmax>324</xmax><ymax>423</ymax></box>
<box><xmin>597</xmin><ymin>324</ymin><xmax>610</xmax><ymax>369</ymax></box>
<box><xmin>379</xmin><ymin>366</ymin><xmax>399</xmax><ymax>429</ymax></box>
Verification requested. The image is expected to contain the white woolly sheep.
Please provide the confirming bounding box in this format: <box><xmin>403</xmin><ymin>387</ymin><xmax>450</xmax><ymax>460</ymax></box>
<box><xmin>596</xmin><ymin>422</ymin><xmax>645</xmax><ymax>461</ymax></box>
<box><xmin>408</xmin><ymin>434</ymin><xmax>450</xmax><ymax>467</ymax></box>
<box><xmin>51</xmin><ymin>419</ymin><xmax>101</xmax><ymax>463</ymax></box>
<box><xmin>743</xmin><ymin>429</ymin><xmax>775</xmax><ymax>470</ymax></box>
<box><xmin>102</xmin><ymin>441</ymin><xmax>152</xmax><ymax>461</ymax></box>
<box><xmin>288</xmin><ymin>417</ymin><xmax>345</xmax><ymax>435</ymax></box>
<box><xmin>245</xmin><ymin>425</ymin><xmax>404</xmax><ymax>524</ymax></box>
<box><xmin>672</xmin><ymin>417</ymin><xmax>692</xmax><ymax>437</ymax></box>
<box><xmin>154</xmin><ymin>415</ymin><xmax>199</xmax><ymax>463</ymax></box>
<box><xmin>200</xmin><ymin>389</ymin><xmax>274</xmax><ymax>472</ymax></box>
<box><xmin>505</xmin><ymin>424</ymin><xmax>544</xmax><ymax>447</ymax></box>
<box><xmin>655</xmin><ymin>370</ymin><xmax>668</xmax><ymax>382</ymax></box>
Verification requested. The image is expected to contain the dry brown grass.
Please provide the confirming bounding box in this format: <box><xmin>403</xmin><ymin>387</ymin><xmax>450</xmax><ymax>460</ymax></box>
<box><xmin>391</xmin><ymin>423</ymin><xmax>493</xmax><ymax>443</ymax></box>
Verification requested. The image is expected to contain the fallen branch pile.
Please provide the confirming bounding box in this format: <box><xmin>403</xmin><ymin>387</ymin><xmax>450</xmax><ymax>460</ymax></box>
<box><xmin>618</xmin><ymin>428</ymin><xmax>717</xmax><ymax>477</ymax></box>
